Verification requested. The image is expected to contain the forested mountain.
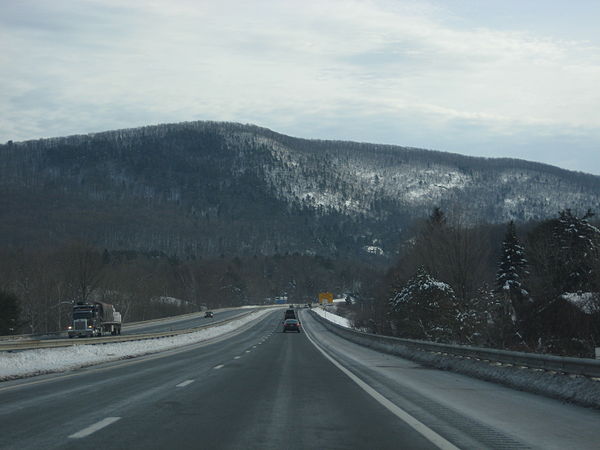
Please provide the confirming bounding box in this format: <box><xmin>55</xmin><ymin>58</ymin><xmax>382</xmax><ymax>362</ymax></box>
<box><xmin>2</xmin><ymin>121</ymin><xmax>599</xmax><ymax>258</ymax></box>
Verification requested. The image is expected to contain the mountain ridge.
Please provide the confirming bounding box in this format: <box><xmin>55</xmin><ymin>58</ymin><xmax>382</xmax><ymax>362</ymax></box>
<box><xmin>2</xmin><ymin>120</ymin><xmax>599</xmax><ymax>258</ymax></box>
<box><xmin>9</xmin><ymin>120</ymin><xmax>599</xmax><ymax>180</ymax></box>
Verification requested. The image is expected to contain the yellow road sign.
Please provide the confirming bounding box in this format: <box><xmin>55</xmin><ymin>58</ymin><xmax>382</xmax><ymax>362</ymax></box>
<box><xmin>318</xmin><ymin>292</ymin><xmax>334</xmax><ymax>304</ymax></box>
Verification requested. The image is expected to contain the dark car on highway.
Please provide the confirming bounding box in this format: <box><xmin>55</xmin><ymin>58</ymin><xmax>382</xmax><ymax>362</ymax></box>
<box><xmin>282</xmin><ymin>319</ymin><xmax>301</xmax><ymax>333</ymax></box>
<box><xmin>204</xmin><ymin>311</ymin><xmax>214</xmax><ymax>318</ymax></box>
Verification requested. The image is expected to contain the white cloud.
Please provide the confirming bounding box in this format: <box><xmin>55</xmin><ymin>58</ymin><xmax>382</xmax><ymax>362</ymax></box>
<box><xmin>1</xmin><ymin>0</ymin><xmax>599</xmax><ymax>173</ymax></box>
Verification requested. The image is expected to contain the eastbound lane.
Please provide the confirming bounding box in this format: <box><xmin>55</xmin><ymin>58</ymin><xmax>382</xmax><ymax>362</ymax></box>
<box><xmin>0</xmin><ymin>309</ymin><xmax>436</xmax><ymax>449</ymax></box>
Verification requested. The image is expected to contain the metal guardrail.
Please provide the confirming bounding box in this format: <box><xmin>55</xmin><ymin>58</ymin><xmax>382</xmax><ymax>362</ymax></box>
<box><xmin>0</xmin><ymin>311</ymin><xmax>255</xmax><ymax>352</ymax></box>
<box><xmin>310</xmin><ymin>311</ymin><xmax>600</xmax><ymax>378</ymax></box>
<box><xmin>0</xmin><ymin>309</ymin><xmax>223</xmax><ymax>341</ymax></box>
<box><xmin>0</xmin><ymin>304</ymin><xmax>283</xmax><ymax>341</ymax></box>
<box><xmin>0</xmin><ymin>314</ymin><xmax>206</xmax><ymax>342</ymax></box>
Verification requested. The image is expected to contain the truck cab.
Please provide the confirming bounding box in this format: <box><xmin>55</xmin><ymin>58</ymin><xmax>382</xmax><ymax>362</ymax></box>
<box><xmin>67</xmin><ymin>301</ymin><xmax>122</xmax><ymax>338</ymax></box>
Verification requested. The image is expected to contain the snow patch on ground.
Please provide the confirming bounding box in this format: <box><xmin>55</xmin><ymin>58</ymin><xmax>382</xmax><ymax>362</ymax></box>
<box><xmin>313</xmin><ymin>307</ymin><xmax>352</xmax><ymax>328</ymax></box>
<box><xmin>403</xmin><ymin>170</ymin><xmax>468</xmax><ymax>203</ymax></box>
<box><xmin>364</xmin><ymin>245</ymin><xmax>384</xmax><ymax>255</ymax></box>
<box><xmin>0</xmin><ymin>309</ymin><xmax>272</xmax><ymax>381</ymax></box>
<box><xmin>561</xmin><ymin>292</ymin><xmax>599</xmax><ymax>314</ymax></box>
<box><xmin>152</xmin><ymin>296</ymin><xmax>193</xmax><ymax>306</ymax></box>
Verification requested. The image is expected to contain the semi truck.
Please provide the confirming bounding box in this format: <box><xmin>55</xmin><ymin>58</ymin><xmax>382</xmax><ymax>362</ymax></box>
<box><xmin>67</xmin><ymin>301</ymin><xmax>122</xmax><ymax>338</ymax></box>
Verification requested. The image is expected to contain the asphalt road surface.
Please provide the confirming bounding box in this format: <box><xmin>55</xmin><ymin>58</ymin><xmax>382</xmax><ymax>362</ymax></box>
<box><xmin>1</xmin><ymin>309</ymin><xmax>599</xmax><ymax>449</ymax></box>
<box><xmin>33</xmin><ymin>308</ymin><xmax>252</xmax><ymax>340</ymax></box>
<box><xmin>121</xmin><ymin>308</ymin><xmax>252</xmax><ymax>335</ymax></box>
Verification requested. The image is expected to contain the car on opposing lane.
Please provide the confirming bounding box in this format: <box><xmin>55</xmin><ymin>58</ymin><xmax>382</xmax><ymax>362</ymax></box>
<box><xmin>282</xmin><ymin>318</ymin><xmax>301</xmax><ymax>333</ymax></box>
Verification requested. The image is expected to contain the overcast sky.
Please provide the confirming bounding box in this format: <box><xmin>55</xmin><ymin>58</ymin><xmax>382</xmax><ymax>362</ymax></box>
<box><xmin>2</xmin><ymin>0</ymin><xmax>600</xmax><ymax>174</ymax></box>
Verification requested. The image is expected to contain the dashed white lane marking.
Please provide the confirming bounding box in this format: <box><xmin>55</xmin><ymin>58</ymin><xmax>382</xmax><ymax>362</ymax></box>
<box><xmin>245</xmin><ymin>350</ymin><xmax>251</xmax><ymax>353</ymax></box>
<box><xmin>304</xmin><ymin>326</ymin><xmax>460</xmax><ymax>450</ymax></box>
<box><xmin>252</xmin><ymin>346</ymin><xmax>257</xmax><ymax>348</ymax></box>
<box><xmin>69</xmin><ymin>417</ymin><xmax>121</xmax><ymax>439</ymax></box>
<box><xmin>176</xmin><ymin>380</ymin><xmax>194</xmax><ymax>388</ymax></box>
<box><xmin>234</xmin><ymin>356</ymin><xmax>241</xmax><ymax>359</ymax></box>
<box><xmin>214</xmin><ymin>364</ymin><xmax>224</xmax><ymax>369</ymax></box>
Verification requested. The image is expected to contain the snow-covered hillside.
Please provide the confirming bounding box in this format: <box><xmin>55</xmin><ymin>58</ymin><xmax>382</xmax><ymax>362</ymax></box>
<box><xmin>2</xmin><ymin>120</ymin><xmax>599</xmax><ymax>257</ymax></box>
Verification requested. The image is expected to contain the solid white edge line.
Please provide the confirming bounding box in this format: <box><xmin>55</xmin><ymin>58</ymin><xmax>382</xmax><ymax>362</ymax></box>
<box><xmin>176</xmin><ymin>379</ymin><xmax>194</xmax><ymax>387</ymax></box>
<box><xmin>303</xmin><ymin>324</ymin><xmax>461</xmax><ymax>450</ymax></box>
<box><xmin>68</xmin><ymin>417</ymin><xmax>121</xmax><ymax>439</ymax></box>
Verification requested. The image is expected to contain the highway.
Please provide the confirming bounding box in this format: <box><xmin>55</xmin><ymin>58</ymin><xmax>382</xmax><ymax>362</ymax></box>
<box><xmin>25</xmin><ymin>307</ymin><xmax>253</xmax><ymax>341</ymax></box>
<box><xmin>1</xmin><ymin>309</ymin><xmax>599</xmax><ymax>449</ymax></box>
<box><xmin>121</xmin><ymin>307</ymin><xmax>253</xmax><ymax>335</ymax></box>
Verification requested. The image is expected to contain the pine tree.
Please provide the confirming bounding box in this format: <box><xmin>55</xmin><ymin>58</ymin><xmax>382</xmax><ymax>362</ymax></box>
<box><xmin>496</xmin><ymin>220</ymin><xmax>529</xmax><ymax>322</ymax></box>
<box><xmin>553</xmin><ymin>209</ymin><xmax>600</xmax><ymax>293</ymax></box>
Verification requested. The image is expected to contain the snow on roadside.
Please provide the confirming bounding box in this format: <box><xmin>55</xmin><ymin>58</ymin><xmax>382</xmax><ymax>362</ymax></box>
<box><xmin>0</xmin><ymin>309</ymin><xmax>273</xmax><ymax>381</ymax></box>
<box><xmin>313</xmin><ymin>307</ymin><xmax>352</xmax><ymax>328</ymax></box>
<box><xmin>313</xmin><ymin>314</ymin><xmax>600</xmax><ymax>409</ymax></box>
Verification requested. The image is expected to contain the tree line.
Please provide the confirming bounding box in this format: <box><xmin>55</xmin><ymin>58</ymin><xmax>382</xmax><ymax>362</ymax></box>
<box><xmin>0</xmin><ymin>242</ymin><xmax>379</xmax><ymax>335</ymax></box>
<box><xmin>351</xmin><ymin>208</ymin><xmax>600</xmax><ymax>357</ymax></box>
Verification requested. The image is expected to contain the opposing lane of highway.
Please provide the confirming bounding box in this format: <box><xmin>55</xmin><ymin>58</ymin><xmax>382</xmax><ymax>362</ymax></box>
<box><xmin>121</xmin><ymin>307</ymin><xmax>253</xmax><ymax>335</ymax></box>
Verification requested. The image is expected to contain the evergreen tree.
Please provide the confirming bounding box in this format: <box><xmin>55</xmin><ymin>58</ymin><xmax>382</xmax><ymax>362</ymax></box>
<box><xmin>496</xmin><ymin>220</ymin><xmax>529</xmax><ymax>323</ymax></box>
<box><xmin>553</xmin><ymin>209</ymin><xmax>600</xmax><ymax>293</ymax></box>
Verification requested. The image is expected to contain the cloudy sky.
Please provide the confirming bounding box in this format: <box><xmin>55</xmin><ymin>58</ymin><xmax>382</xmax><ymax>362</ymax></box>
<box><xmin>2</xmin><ymin>0</ymin><xmax>600</xmax><ymax>174</ymax></box>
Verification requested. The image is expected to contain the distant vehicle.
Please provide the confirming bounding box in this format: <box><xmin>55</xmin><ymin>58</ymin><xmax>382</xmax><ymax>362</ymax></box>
<box><xmin>282</xmin><ymin>319</ymin><xmax>301</xmax><ymax>333</ymax></box>
<box><xmin>67</xmin><ymin>301</ymin><xmax>122</xmax><ymax>338</ymax></box>
<box><xmin>205</xmin><ymin>311</ymin><xmax>214</xmax><ymax>318</ymax></box>
<box><xmin>284</xmin><ymin>309</ymin><xmax>296</xmax><ymax>320</ymax></box>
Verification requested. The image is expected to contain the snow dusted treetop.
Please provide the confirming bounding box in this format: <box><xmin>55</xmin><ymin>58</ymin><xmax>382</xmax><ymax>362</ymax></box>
<box><xmin>560</xmin><ymin>292</ymin><xmax>600</xmax><ymax>315</ymax></box>
<box><xmin>390</xmin><ymin>266</ymin><xmax>458</xmax><ymax>342</ymax></box>
<box><xmin>391</xmin><ymin>266</ymin><xmax>455</xmax><ymax>310</ymax></box>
